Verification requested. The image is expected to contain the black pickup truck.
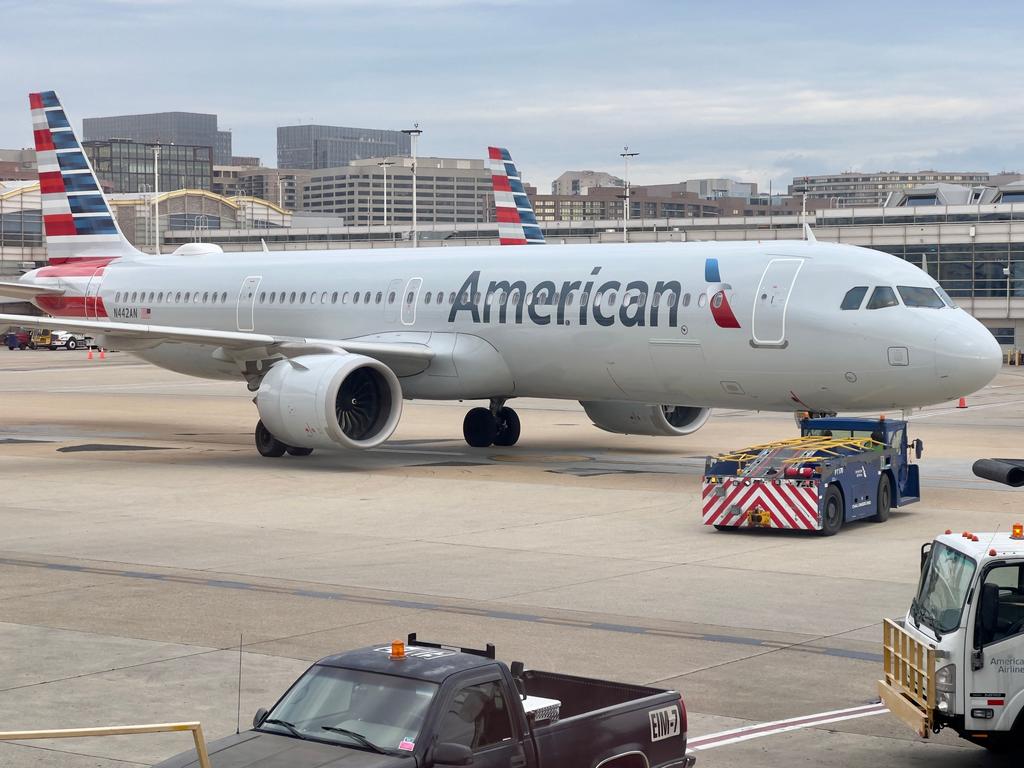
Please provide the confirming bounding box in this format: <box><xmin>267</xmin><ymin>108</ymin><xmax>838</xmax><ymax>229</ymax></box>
<box><xmin>154</xmin><ymin>634</ymin><xmax>694</xmax><ymax>768</ymax></box>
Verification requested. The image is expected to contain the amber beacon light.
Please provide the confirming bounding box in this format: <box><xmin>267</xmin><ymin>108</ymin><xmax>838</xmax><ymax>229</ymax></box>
<box><xmin>1012</xmin><ymin>522</ymin><xmax>1024</xmax><ymax>540</ymax></box>
<box><xmin>390</xmin><ymin>640</ymin><xmax>406</xmax><ymax>659</ymax></box>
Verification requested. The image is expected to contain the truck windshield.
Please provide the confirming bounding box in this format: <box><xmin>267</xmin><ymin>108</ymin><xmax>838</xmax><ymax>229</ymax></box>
<box><xmin>261</xmin><ymin>665</ymin><xmax>437</xmax><ymax>755</ymax></box>
<box><xmin>914</xmin><ymin>543</ymin><xmax>977</xmax><ymax>634</ymax></box>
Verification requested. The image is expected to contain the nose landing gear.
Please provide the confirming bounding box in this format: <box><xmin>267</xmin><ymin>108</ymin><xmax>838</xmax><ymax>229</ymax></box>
<box><xmin>463</xmin><ymin>399</ymin><xmax>520</xmax><ymax>448</ymax></box>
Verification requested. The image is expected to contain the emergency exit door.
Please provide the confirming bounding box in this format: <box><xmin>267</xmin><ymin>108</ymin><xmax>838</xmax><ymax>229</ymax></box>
<box><xmin>751</xmin><ymin>259</ymin><xmax>803</xmax><ymax>347</ymax></box>
<box><xmin>236</xmin><ymin>275</ymin><xmax>261</xmax><ymax>331</ymax></box>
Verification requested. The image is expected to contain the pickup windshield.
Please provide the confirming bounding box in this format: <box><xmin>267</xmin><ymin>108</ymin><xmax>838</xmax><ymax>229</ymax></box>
<box><xmin>261</xmin><ymin>665</ymin><xmax>437</xmax><ymax>755</ymax></box>
<box><xmin>914</xmin><ymin>543</ymin><xmax>977</xmax><ymax>634</ymax></box>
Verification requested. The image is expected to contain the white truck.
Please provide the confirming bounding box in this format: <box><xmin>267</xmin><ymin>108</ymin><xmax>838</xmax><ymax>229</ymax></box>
<box><xmin>878</xmin><ymin>524</ymin><xmax>1024</xmax><ymax>751</ymax></box>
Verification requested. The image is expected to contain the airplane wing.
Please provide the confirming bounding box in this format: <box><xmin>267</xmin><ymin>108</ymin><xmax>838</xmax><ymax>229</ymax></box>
<box><xmin>0</xmin><ymin>313</ymin><xmax>433</xmax><ymax>376</ymax></box>
<box><xmin>0</xmin><ymin>281</ymin><xmax>66</xmax><ymax>301</ymax></box>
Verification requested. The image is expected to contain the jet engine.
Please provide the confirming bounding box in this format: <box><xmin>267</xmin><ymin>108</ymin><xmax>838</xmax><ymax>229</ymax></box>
<box><xmin>580</xmin><ymin>401</ymin><xmax>711</xmax><ymax>436</ymax></box>
<box><xmin>256</xmin><ymin>353</ymin><xmax>403</xmax><ymax>450</ymax></box>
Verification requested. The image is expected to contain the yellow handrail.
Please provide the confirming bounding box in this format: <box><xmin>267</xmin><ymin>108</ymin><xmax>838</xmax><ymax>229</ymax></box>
<box><xmin>0</xmin><ymin>722</ymin><xmax>211</xmax><ymax>768</ymax></box>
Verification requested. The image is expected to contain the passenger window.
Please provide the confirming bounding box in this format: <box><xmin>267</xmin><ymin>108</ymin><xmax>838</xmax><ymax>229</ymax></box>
<box><xmin>448</xmin><ymin>292</ymin><xmax>455</xmax><ymax>304</ymax></box>
<box><xmin>897</xmin><ymin>286</ymin><xmax>945</xmax><ymax>308</ymax></box>
<box><xmin>841</xmin><ymin>286</ymin><xmax>868</xmax><ymax>310</ymax></box>
<box><xmin>221</xmin><ymin>292</ymin><xmax>227</xmax><ymax>303</ymax></box>
<box><xmin>407</xmin><ymin>291</ymin><xmax>415</xmax><ymax>304</ymax></box>
<box><xmin>866</xmin><ymin>286</ymin><xmax>899</xmax><ymax>310</ymax></box>
<box><xmin>425</xmin><ymin>291</ymin><xmax>432</xmax><ymax>304</ymax></box>
<box><xmin>342</xmin><ymin>292</ymin><xmax>349</xmax><ymax>303</ymax></box>
<box><xmin>269</xmin><ymin>292</ymin><xmax>276</xmax><ymax>303</ymax></box>
<box><xmin>157</xmin><ymin>292</ymin><xmax>163</xmax><ymax>303</ymax></box>
<box><xmin>299</xmin><ymin>292</ymin><xmax>306</xmax><ymax>304</ymax></box>
<box><xmin>389</xmin><ymin>292</ymin><xmax>396</xmax><ymax>304</ymax></box>
<box><xmin>331</xmin><ymin>292</ymin><xmax>338</xmax><ymax>304</ymax></box>
<box><xmin>353</xmin><ymin>292</ymin><xmax>360</xmax><ymax>304</ymax></box>
<box><xmin>376</xmin><ymin>292</ymin><xmax>383</xmax><ymax>304</ymax></box>
<box><xmin>322</xmin><ymin>292</ymin><xmax>329</xmax><ymax>304</ymax></box>
<box><xmin>682</xmin><ymin>293</ymin><xmax>691</xmax><ymax>307</ymax></box>
<box><xmin>175</xmin><ymin>292</ymin><xmax>182</xmax><ymax>303</ymax></box>
<box><xmin>364</xmin><ymin>292</ymin><xmax>370</xmax><ymax>304</ymax></box>
<box><xmin>436</xmin><ymin>681</ymin><xmax>513</xmax><ymax>752</ymax></box>
<box><xmin>289</xmin><ymin>292</ymin><xmax>296</xmax><ymax>303</ymax></box>
<box><xmin>977</xmin><ymin>564</ymin><xmax>1024</xmax><ymax>647</ymax></box>
<box><xmin>258</xmin><ymin>292</ymin><xmax>264</xmax><ymax>304</ymax></box>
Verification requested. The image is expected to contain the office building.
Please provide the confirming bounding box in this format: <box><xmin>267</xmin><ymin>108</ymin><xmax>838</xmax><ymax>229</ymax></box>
<box><xmin>551</xmin><ymin>170</ymin><xmax>623</xmax><ymax>196</ymax></box>
<box><xmin>83</xmin><ymin>111</ymin><xmax>233</xmax><ymax>164</ymax></box>
<box><xmin>789</xmin><ymin>170</ymin><xmax>992</xmax><ymax>208</ymax></box>
<box><xmin>83</xmin><ymin>139</ymin><xmax>213</xmax><ymax>193</ymax></box>
<box><xmin>302</xmin><ymin>156</ymin><xmax>492</xmax><ymax>225</ymax></box>
<box><xmin>278</xmin><ymin>125</ymin><xmax>411</xmax><ymax>170</ymax></box>
<box><xmin>0</xmin><ymin>149</ymin><xmax>37</xmax><ymax>181</ymax></box>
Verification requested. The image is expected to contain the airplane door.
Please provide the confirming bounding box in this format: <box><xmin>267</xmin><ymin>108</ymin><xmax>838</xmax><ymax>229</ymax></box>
<box><xmin>85</xmin><ymin>267</ymin><xmax>105</xmax><ymax>320</ymax></box>
<box><xmin>384</xmin><ymin>279</ymin><xmax>403</xmax><ymax>322</ymax></box>
<box><xmin>401</xmin><ymin>277</ymin><xmax>422</xmax><ymax>326</ymax></box>
<box><xmin>236</xmin><ymin>275</ymin><xmax>261</xmax><ymax>331</ymax></box>
<box><xmin>751</xmin><ymin>259</ymin><xmax>803</xmax><ymax>347</ymax></box>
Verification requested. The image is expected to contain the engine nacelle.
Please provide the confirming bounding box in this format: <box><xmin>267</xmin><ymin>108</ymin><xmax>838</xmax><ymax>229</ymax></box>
<box><xmin>256</xmin><ymin>353</ymin><xmax>403</xmax><ymax>450</ymax></box>
<box><xmin>580</xmin><ymin>401</ymin><xmax>711</xmax><ymax>436</ymax></box>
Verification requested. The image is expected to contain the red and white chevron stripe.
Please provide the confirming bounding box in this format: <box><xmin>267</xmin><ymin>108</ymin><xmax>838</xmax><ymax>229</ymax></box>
<box><xmin>702</xmin><ymin>478</ymin><xmax>820</xmax><ymax>530</ymax></box>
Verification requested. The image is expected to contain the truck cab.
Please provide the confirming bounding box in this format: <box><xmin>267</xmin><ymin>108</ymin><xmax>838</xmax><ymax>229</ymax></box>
<box><xmin>154</xmin><ymin>635</ymin><xmax>694</xmax><ymax>768</ymax></box>
<box><xmin>879</xmin><ymin>526</ymin><xmax>1024</xmax><ymax>749</ymax></box>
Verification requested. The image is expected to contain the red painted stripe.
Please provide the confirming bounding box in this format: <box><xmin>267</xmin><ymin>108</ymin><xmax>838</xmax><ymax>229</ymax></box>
<box><xmin>988</xmin><ymin>699</ymin><xmax>1004</xmax><ymax>706</ymax></box>
<box><xmin>35</xmin><ymin>295</ymin><xmax>108</xmax><ymax>319</ymax></box>
<box><xmin>710</xmin><ymin>291</ymin><xmax>741</xmax><ymax>329</ymax></box>
<box><xmin>37</xmin><ymin>258</ymin><xmax>113</xmax><ymax>278</ymax></box>
<box><xmin>29</xmin><ymin>92</ymin><xmax>43</xmax><ymax>110</ymax></box>
<box><xmin>39</xmin><ymin>171</ymin><xmax>66</xmax><ymax>195</ymax></box>
<box><xmin>43</xmin><ymin>214</ymin><xmax>76</xmax><ymax>236</ymax></box>
<box><xmin>496</xmin><ymin>208</ymin><xmax>522</xmax><ymax>223</ymax></box>
<box><xmin>33</xmin><ymin>128</ymin><xmax>54</xmax><ymax>152</ymax></box>
<box><xmin>492</xmin><ymin>175</ymin><xmax>512</xmax><ymax>192</ymax></box>
<box><xmin>488</xmin><ymin>146</ymin><xmax>504</xmax><ymax>160</ymax></box>
<box><xmin>498</xmin><ymin>238</ymin><xmax>527</xmax><ymax>245</ymax></box>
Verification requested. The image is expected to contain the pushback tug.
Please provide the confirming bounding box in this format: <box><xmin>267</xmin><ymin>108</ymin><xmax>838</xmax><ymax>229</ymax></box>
<box><xmin>702</xmin><ymin>416</ymin><xmax>922</xmax><ymax>536</ymax></box>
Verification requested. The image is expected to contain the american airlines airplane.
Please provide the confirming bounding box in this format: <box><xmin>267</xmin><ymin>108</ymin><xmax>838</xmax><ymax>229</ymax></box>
<box><xmin>0</xmin><ymin>91</ymin><xmax>1002</xmax><ymax>458</ymax></box>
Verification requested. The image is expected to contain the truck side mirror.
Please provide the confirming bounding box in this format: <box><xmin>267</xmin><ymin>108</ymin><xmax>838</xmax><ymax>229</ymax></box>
<box><xmin>980</xmin><ymin>582</ymin><xmax>999</xmax><ymax>645</ymax></box>
<box><xmin>914</xmin><ymin>439</ymin><xmax>923</xmax><ymax>460</ymax></box>
<box><xmin>920</xmin><ymin>542</ymin><xmax>932</xmax><ymax>573</ymax></box>
<box><xmin>433</xmin><ymin>742</ymin><xmax>474</xmax><ymax>766</ymax></box>
<box><xmin>253</xmin><ymin>708</ymin><xmax>268</xmax><ymax>729</ymax></box>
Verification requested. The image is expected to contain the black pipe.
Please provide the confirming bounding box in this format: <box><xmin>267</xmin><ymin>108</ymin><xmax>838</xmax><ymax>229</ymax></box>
<box><xmin>972</xmin><ymin>458</ymin><xmax>1024</xmax><ymax>488</ymax></box>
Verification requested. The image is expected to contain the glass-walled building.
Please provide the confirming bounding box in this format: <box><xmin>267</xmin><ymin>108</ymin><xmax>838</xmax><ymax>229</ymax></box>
<box><xmin>84</xmin><ymin>140</ymin><xmax>213</xmax><ymax>193</ymax></box>
<box><xmin>83</xmin><ymin>111</ymin><xmax>231</xmax><ymax>164</ymax></box>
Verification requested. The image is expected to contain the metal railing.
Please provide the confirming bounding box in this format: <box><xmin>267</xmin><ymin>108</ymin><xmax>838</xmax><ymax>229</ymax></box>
<box><xmin>879</xmin><ymin>618</ymin><xmax>935</xmax><ymax>737</ymax></box>
<box><xmin>0</xmin><ymin>722</ymin><xmax>211</xmax><ymax>768</ymax></box>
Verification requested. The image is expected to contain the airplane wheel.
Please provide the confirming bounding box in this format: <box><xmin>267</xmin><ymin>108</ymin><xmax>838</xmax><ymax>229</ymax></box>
<box><xmin>255</xmin><ymin>420</ymin><xmax>286</xmax><ymax>458</ymax></box>
<box><xmin>286</xmin><ymin>446</ymin><xmax>314</xmax><ymax>457</ymax></box>
<box><xmin>463</xmin><ymin>407</ymin><xmax>497</xmax><ymax>447</ymax></box>
<box><xmin>818</xmin><ymin>486</ymin><xmax>844</xmax><ymax>536</ymax></box>
<box><xmin>493</xmin><ymin>407</ymin><xmax>521</xmax><ymax>447</ymax></box>
<box><xmin>872</xmin><ymin>474</ymin><xmax>892</xmax><ymax>522</ymax></box>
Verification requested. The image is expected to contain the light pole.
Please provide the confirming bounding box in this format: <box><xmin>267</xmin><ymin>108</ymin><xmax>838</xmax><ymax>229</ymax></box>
<box><xmin>619</xmin><ymin>146</ymin><xmax>638</xmax><ymax>243</ymax></box>
<box><xmin>378</xmin><ymin>159</ymin><xmax>395</xmax><ymax>243</ymax></box>
<box><xmin>402</xmin><ymin>125</ymin><xmax>422</xmax><ymax>247</ymax></box>
<box><xmin>152</xmin><ymin>145</ymin><xmax>161</xmax><ymax>255</ymax></box>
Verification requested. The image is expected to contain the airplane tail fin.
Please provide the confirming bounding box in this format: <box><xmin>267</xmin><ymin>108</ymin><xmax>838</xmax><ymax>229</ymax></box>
<box><xmin>488</xmin><ymin>146</ymin><xmax>544</xmax><ymax>245</ymax></box>
<box><xmin>29</xmin><ymin>90</ymin><xmax>143</xmax><ymax>264</ymax></box>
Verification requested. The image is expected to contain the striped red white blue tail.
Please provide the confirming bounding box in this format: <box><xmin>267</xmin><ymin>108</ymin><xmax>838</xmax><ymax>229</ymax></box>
<box><xmin>30</xmin><ymin>90</ymin><xmax>142</xmax><ymax>264</ymax></box>
<box><xmin>488</xmin><ymin>146</ymin><xmax>544</xmax><ymax>245</ymax></box>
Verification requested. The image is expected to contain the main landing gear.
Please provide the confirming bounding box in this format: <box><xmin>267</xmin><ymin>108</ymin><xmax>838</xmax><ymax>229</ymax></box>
<box><xmin>255</xmin><ymin>420</ymin><xmax>314</xmax><ymax>458</ymax></box>
<box><xmin>463</xmin><ymin>399</ymin><xmax>520</xmax><ymax>448</ymax></box>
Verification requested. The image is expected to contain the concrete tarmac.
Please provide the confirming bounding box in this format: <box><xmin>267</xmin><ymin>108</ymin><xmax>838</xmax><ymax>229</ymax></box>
<box><xmin>1</xmin><ymin>348</ymin><xmax>1022</xmax><ymax>767</ymax></box>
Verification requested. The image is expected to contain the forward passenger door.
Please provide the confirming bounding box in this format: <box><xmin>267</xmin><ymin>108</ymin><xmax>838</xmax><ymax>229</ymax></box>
<box><xmin>236</xmin><ymin>276</ymin><xmax>261</xmax><ymax>331</ymax></box>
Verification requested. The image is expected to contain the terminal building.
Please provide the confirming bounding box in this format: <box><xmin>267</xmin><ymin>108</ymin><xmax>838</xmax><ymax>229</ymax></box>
<box><xmin>789</xmin><ymin>170</ymin><xmax>997</xmax><ymax>208</ymax></box>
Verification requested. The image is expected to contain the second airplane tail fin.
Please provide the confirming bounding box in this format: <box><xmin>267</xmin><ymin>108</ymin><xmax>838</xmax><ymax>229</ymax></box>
<box><xmin>488</xmin><ymin>146</ymin><xmax>545</xmax><ymax>245</ymax></box>
<box><xmin>30</xmin><ymin>90</ymin><xmax>144</xmax><ymax>264</ymax></box>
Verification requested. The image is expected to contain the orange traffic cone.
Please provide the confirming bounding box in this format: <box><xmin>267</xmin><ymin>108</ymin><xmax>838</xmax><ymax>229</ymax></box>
<box><xmin>87</xmin><ymin>348</ymin><xmax>93</xmax><ymax>360</ymax></box>
<box><xmin>957</xmin><ymin>397</ymin><xmax>967</xmax><ymax>409</ymax></box>
<box><xmin>99</xmin><ymin>348</ymin><xmax>106</xmax><ymax>360</ymax></box>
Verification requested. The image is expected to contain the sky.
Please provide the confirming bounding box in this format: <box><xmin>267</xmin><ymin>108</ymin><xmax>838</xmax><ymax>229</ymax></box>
<box><xmin>2</xmin><ymin>0</ymin><xmax>1024</xmax><ymax>193</ymax></box>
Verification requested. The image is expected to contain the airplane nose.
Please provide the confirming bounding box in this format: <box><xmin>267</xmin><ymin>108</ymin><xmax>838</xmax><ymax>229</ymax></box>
<box><xmin>934</xmin><ymin>316</ymin><xmax>1002</xmax><ymax>397</ymax></box>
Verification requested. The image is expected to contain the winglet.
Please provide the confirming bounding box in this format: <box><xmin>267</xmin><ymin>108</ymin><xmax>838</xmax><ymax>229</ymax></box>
<box><xmin>488</xmin><ymin>147</ymin><xmax>544</xmax><ymax>245</ymax></box>
<box><xmin>803</xmin><ymin>222</ymin><xmax>817</xmax><ymax>243</ymax></box>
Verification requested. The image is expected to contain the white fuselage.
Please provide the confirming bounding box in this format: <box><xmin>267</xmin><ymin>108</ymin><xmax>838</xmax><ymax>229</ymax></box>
<box><xmin>29</xmin><ymin>239</ymin><xmax>1001</xmax><ymax>411</ymax></box>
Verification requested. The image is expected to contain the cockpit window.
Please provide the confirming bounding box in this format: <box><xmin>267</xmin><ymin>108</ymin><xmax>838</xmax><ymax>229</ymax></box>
<box><xmin>866</xmin><ymin>286</ymin><xmax>899</xmax><ymax>310</ymax></box>
<box><xmin>840</xmin><ymin>286</ymin><xmax>868</xmax><ymax>310</ymax></box>
<box><xmin>897</xmin><ymin>286</ymin><xmax>945</xmax><ymax>308</ymax></box>
<box><xmin>934</xmin><ymin>285</ymin><xmax>957</xmax><ymax>308</ymax></box>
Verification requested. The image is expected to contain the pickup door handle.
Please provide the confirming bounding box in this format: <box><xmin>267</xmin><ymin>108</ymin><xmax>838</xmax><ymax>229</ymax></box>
<box><xmin>510</xmin><ymin>745</ymin><xmax>527</xmax><ymax>768</ymax></box>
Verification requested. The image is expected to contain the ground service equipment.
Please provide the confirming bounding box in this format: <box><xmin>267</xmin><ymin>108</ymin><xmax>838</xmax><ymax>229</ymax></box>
<box><xmin>702</xmin><ymin>416</ymin><xmax>921</xmax><ymax>536</ymax></box>
<box><xmin>878</xmin><ymin>526</ymin><xmax>1024</xmax><ymax>750</ymax></box>
<box><xmin>153</xmin><ymin>634</ymin><xmax>695</xmax><ymax>768</ymax></box>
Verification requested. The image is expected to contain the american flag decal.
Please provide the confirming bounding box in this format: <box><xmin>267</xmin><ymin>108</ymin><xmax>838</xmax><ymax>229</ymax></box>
<box><xmin>141</xmin><ymin>307</ymin><xmax>151</xmax><ymax>319</ymax></box>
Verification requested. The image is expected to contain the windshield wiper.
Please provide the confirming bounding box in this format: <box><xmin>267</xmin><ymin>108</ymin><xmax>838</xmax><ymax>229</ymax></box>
<box><xmin>321</xmin><ymin>725</ymin><xmax>394</xmax><ymax>754</ymax></box>
<box><xmin>915</xmin><ymin>604</ymin><xmax>943</xmax><ymax>640</ymax></box>
<box><xmin>262</xmin><ymin>718</ymin><xmax>303</xmax><ymax>739</ymax></box>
